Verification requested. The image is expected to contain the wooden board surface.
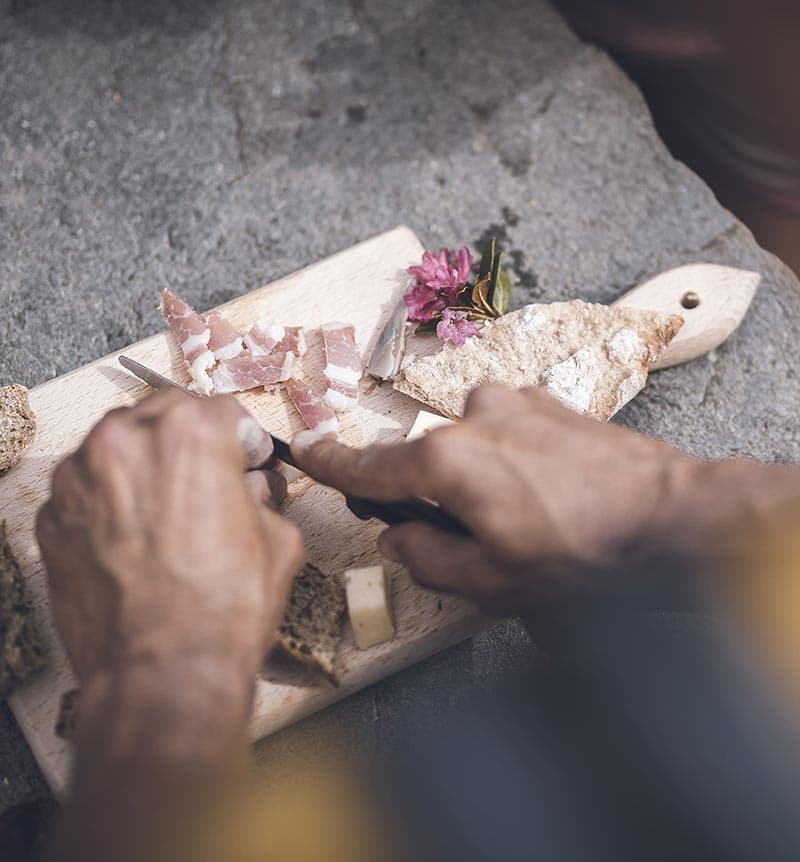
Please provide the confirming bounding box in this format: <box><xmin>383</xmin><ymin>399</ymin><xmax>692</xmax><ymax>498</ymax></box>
<box><xmin>1</xmin><ymin>226</ymin><xmax>485</xmax><ymax>793</ymax></box>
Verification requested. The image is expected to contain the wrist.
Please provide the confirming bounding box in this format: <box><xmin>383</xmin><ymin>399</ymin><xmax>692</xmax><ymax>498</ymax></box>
<box><xmin>77</xmin><ymin>651</ymin><xmax>255</xmax><ymax>767</ymax></box>
<box><xmin>653</xmin><ymin>455</ymin><xmax>800</xmax><ymax>557</ymax></box>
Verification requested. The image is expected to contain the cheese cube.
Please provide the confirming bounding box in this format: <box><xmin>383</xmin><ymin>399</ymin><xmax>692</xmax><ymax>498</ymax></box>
<box><xmin>344</xmin><ymin>565</ymin><xmax>395</xmax><ymax>650</ymax></box>
<box><xmin>406</xmin><ymin>410</ymin><xmax>455</xmax><ymax>441</ymax></box>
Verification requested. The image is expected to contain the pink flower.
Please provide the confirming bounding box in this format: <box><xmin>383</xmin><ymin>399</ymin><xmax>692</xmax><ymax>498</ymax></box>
<box><xmin>453</xmin><ymin>246</ymin><xmax>473</xmax><ymax>284</ymax></box>
<box><xmin>436</xmin><ymin>308</ymin><xmax>480</xmax><ymax>347</ymax></box>
<box><xmin>404</xmin><ymin>279</ymin><xmax>449</xmax><ymax>322</ymax></box>
<box><xmin>404</xmin><ymin>246</ymin><xmax>473</xmax><ymax>322</ymax></box>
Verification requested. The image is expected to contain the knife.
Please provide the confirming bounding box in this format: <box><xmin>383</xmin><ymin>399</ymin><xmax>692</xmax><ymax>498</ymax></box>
<box><xmin>118</xmin><ymin>355</ymin><xmax>471</xmax><ymax>537</ymax></box>
<box><xmin>366</xmin><ymin>298</ymin><xmax>408</xmax><ymax>380</ymax></box>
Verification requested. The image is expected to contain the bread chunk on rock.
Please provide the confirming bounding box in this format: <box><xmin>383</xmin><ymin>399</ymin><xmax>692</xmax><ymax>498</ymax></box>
<box><xmin>394</xmin><ymin>300</ymin><xmax>683</xmax><ymax>421</ymax></box>
<box><xmin>0</xmin><ymin>384</ymin><xmax>37</xmax><ymax>472</ymax></box>
<box><xmin>275</xmin><ymin>563</ymin><xmax>346</xmax><ymax>685</ymax></box>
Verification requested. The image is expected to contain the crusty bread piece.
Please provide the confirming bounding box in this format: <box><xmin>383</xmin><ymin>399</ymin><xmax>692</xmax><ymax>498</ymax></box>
<box><xmin>0</xmin><ymin>384</ymin><xmax>36</xmax><ymax>472</ymax></box>
<box><xmin>275</xmin><ymin>563</ymin><xmax>346</xmax><ymax>685</ymax></box>
<box><xmin>0</xmin><ymin>522</ymin><xmax>44</xmax><ymax>699</ymax></box>
<box><xmin>394</xmin><ymin>300</ymin><xmax>683</xmax><ymax>421</ymax></box>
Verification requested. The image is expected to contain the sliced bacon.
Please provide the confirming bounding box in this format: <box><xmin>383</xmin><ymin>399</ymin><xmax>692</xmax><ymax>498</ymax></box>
<box><xmin>285</xmin><ymin>378</ymin><xmax>339</xmax><ymax>437</ymax></box>
<box><xmin>211</xmin><ymin>352</ymin><xmax>295</xmax><ymax>395</ymax></box>
<box><xmin>206</xmin><ymin>312</ymin><xmax>245</xmax><ymax>361</ymax></box>
<box><xmin>321</xmin><ymin>322</ymin><xmax>361</xmax><ymax>412</ymax></box>
<box><xmin>160</xmin><ymin>289</ymin><xmax>215</xmax><ymax>395</ymax></box>
<box><xmin>244</xmin><ymin>321</ymin><xmax>307</xmax><ymax>358</ymax></box>
<box><xmin>210</xmin><ymin>322</ymin><xmax>307</xmax><ymax>395</ymax></box>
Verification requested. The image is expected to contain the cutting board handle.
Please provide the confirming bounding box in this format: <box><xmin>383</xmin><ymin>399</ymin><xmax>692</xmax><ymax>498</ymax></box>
<box><xmin>612</xmin><ymin>263</ymin><xmax>760</xmax><ymax>370</ymax></box>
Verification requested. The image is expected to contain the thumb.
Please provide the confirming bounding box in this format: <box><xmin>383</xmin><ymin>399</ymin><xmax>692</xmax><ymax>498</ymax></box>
<box><xmin>290</xmin><ymin>430</ymin><xmax>435</xmax><ymax>501</ymax></box>
<box><xmin>378</xmin><ymin>523</ymin><xmax>502</xmax><ymax>601</ymax></box>
<box><xmin>244</xmin><ymin>470</ymin><xmax>288</xmax><ymax>510</ymax></box>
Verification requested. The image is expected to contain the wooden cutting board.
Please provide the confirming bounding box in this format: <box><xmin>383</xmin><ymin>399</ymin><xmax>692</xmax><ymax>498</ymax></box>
<box><xmin>1</xmin><ymin>226</ymin><xmax>760</xmax><ymax>793</ymax></box>
<box><xmin>4</xmin><ymin>226</ymin><xmax>486</xmax><ymax>793</ymax></box>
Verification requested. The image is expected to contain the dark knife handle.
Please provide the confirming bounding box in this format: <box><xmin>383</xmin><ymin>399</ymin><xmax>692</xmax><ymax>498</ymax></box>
<box><xmin>345</xmin><ymin>495</ymin><xmax>472</xmax><ymax>537</ymax></box>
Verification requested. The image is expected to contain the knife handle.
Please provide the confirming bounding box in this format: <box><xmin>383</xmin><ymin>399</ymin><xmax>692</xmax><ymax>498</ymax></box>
<box><xmin>345</xmin><ymin>495</ymin><xmax>472</xmax><ymax>537</ymax></box>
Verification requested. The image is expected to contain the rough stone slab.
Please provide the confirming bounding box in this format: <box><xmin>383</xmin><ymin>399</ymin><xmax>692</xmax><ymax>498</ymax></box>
<box><xmin>2</xmin><ymin>0</ymin><xmax>799</xmax><ymax>833</ymax></box>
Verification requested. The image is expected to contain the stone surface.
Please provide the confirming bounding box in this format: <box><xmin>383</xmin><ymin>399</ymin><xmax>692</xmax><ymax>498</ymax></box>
<box><xmin>1</xmin><ymin>0</ymin><xmax>799</xmax><ymax>845</ymax></box>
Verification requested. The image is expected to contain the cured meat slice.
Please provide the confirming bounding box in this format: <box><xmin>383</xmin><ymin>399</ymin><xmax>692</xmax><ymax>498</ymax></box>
<box><xmin>321</xmin><ymin>322</ymin><xmax>361</xmax><ymax>411</ymax></box>
<box><xmin>160</xmin><ymin>289</ymin><xmax>215</xmax><ymax>395</ymax></box>
<box><xmin>285</xmin><ymin>378</ymin><xmax>339</xmax><ymax>437</ymax></box>
<box><xmin>211</xmin><ymin>352</ymin><xmax>295</xmax><ymax>394</ymax></box>
<box><xmin>206</xmin><ymin>312</ymin><xmax>245</xmax><ymax>361</ymax></box>
<box><xmin>244</xmin><ymin>322</ymin><xmax>307</xmax><ymax>358</ymax></box>
<box><xmin>210</xmin><ymin>322</ymin><xmax>307</xmax><ymax>394</ymax></box>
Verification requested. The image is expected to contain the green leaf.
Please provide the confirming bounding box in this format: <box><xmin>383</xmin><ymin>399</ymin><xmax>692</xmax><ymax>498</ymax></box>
<box><xmin>477</xmin><ymin>237</ymin><xmax>495</xmax><ymax>282</ymax></box>
<box><xmin>492</xmin><ymin>267</ymin><xmax>512</xmax><ymax>316</ymax></box>
<box><xmin>415</xmin><ymin>320</ymin><xmax>439</xmax><ymax>334</ymax></box>
<box><xmin>490</xmin><ymin>249</ymin><xmax>502</xmax><ymax>289</ymax></box>
<box><xmin>485</xmin><ymin>249</ymin><xmax>502</xmax><ymax>311</ymax></box>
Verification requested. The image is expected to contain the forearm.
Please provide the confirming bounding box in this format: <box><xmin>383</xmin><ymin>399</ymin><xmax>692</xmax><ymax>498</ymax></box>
<box><xmin>658</xmin><ymin>458</ymin><xmax>800</xmax><ymax>560</ymax></box>
<box><xmin>50</xmin><ymin>656</ymin><xmax>256</xmax><ymax>862</ymax></box>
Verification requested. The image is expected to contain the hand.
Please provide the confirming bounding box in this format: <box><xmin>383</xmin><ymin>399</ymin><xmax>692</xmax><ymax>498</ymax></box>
<box><xmin>37</xmin><ymin>391</ymin><xmax>304</xmax><ymax>694</ymax></box>
<box><xmin>291</xmin><ymin>385</ymin><xmax>706</xmax><ymax>613</ymax></box>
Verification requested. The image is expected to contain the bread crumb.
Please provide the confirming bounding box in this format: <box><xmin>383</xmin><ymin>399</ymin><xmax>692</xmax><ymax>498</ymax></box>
<box><xmin>0</xmin><ymin>385</ymin><xmax>36</xmax><ymax>472</ymax></box>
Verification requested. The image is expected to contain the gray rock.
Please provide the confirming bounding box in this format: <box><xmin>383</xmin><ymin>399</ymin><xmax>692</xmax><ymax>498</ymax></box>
<box><xmin>2</xmin><ymin>0</ymin><xmax>799</xmax><ymax>839</ymax></box>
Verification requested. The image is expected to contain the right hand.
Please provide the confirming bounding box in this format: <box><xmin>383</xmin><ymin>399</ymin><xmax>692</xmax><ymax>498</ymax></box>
<box><xmin>291</xmin><ymin>385</ymin><xmax>707</xmax><ymax>613</ymax></box>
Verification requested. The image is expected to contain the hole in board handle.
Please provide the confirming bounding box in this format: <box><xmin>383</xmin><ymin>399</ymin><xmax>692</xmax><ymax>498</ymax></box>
<box><xmin>681</xmin><ymin>291</ymin><xmax>700</xmax><ymax>309</ymax></box>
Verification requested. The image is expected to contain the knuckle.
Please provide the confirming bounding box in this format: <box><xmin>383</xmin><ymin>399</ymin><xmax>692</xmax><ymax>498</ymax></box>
<box><xmin>163</xmin><ymin>392</ymin><xmax>202</xmax><ymax>422</ymax></box>
<box><xmin>465</xmin><ymin>383</ymin><xmax>506</xmax><ymax>413</ymax></box>
<box><xmin>162</xmin><ymin>398</ymin><xmax>220</xmax><ymax>445</ymax></box>
<box><xmin>416</xmin><ymin>428</ymin><xmax>450</xmax><ymax>464</ymax></box>
<box><xmin>417</xmin><ymin>425</ymin><xmax>462</xmax><ymax>469</ymax></box>
<box><xmin>84</xmin><ymin>412</ymin><xmax>130</xmax><ymax>461</ymax></box>
<box><xmin>209</xmin><ymin>393</ymin><xmax>243</xmax><ymax>420</ymax></box>
<box><xmin>521</xmin><ymin>384</ymin><xmax>560</xmax><ymax>410</ymax></box>
<box><xmin>336</xmin><ymin>442</ymin><xmax>372</xmax><ymax>489</ymax></box>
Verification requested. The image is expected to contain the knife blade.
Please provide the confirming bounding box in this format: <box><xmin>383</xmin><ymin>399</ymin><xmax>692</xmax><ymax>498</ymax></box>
<box><xmin>118</xmin><ymin>355</ymin><xmax>294</xmax><ymax>465</ymax></box>
<box><xmin>118</xmin><ymin>355</ymin><xmax>471</xmax><ymax>537</ymax></box>
<box><xmin>366</xmin><ymin>299</ymin><xmax>408</xmax><ymax>380</ymax></box>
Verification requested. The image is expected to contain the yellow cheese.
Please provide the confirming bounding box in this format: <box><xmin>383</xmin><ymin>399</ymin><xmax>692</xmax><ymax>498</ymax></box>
<box><xmin>344</xmin><ymin>565</ymin><xmax>395</xmax><ymax>650</ymax></box>
<box><xmin>405</xmin><ymin>410</ymin><xmax>454</xmax><ymax>441</ymax></box>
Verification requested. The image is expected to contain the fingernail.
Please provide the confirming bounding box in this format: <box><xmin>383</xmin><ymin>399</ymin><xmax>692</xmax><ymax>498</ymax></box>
<box><xmin>291</xmin><ymin>430</ymin><xmax>323</xmax><ymax>454</ymax></box>
<box><xmin>378</xmin><ymin>530</ymin><xmax>401</xmax><ymax>563</ymax></box>
<box><xmin>237</xmin><ymin>416</ymin><xmax>274</xmax><ymax>470</ymax></box>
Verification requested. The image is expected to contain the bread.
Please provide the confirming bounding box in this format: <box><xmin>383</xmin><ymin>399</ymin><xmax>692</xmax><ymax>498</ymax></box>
<box><xmin>0</xmin><ymin>523</ymin><xmax>44</xmax><ymax>699</ymax></box>
<box><xmin>0</xmin><ymin>384</ymin><xmax>37</xmax><ymax>472</ymax></box>
<box><xmin>394</xmin><ymin>300</ymin><xmax>683</xmax><ymax>421</ymax></box>
<box><xmin>275</xmin><ymin>563</ymin><xmax>346</xmax><ymax>685</ymax></box>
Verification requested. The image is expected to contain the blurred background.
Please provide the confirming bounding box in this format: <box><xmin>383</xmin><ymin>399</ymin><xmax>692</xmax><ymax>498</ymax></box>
<box><xmin>555</xmin><ymin>0</ymin><xmax>800</xmax><ymax>276</ymax></box>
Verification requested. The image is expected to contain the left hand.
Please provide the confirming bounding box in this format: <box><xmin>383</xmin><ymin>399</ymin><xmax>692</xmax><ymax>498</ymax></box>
<box><xmin>37</xmin><ymin>391</ymin><xmax>305</xmax><ymax>697</ymax></box>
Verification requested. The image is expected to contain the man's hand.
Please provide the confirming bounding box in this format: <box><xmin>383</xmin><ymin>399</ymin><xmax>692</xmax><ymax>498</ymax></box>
<box><xmin>291</xmin><ymin>385</ymin><xmax>719</xmax><ymax>613</ymax></box>
<box><xmin>38</xmin><ymin>390</ymin><xmax>304</xmax><ymax>718</ymax></box>
<box><xmin>39</xmin><ymin>391</ymin><xmax>307</xmax><ymax>862</ymax></box>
